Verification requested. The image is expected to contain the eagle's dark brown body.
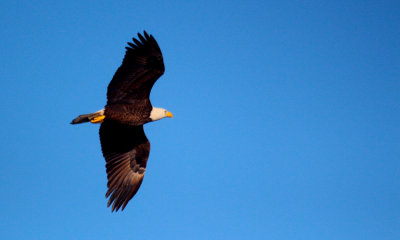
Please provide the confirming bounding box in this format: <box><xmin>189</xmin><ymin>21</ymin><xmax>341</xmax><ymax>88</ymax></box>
<box><xmin>105</xmin><ymin>100</ymin><xmax>152</xmax><ymax>126</ymax></box>
<box><xmin>71</xmin><ymin>31</ymin><xmax>168</xmax><ymax>212</ymax></box>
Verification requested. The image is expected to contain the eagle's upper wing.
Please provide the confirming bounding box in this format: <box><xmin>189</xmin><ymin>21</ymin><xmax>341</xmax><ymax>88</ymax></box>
<box><xmin>106</xmin><ymin>31</ymin><xmax>164</xmax><ymax>105</ymax></box>
<box><xmin>99</xmin><ymin>120</ymin><xmax>150</xmax><ymax>212</ymax></box>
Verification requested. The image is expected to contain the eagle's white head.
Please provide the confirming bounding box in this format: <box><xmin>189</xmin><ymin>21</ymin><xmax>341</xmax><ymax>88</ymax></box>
<box><xmin>150</xmin><ymin>107</ymin><xmax>173</xmax><ymax>121</ymax></box>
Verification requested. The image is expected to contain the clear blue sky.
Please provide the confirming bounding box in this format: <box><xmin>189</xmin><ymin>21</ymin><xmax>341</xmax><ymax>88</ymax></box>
<box><xmin>0</xmin><ymin>1</ymin><xmax>399</xmax><ymax>239</ymax></box>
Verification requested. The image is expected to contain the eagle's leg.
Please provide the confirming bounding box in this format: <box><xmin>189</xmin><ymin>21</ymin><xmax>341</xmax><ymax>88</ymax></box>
<box><xmin>90</xmin><ymin>115</ymin><xmax>105</xmax><ymax>124</ymax></box>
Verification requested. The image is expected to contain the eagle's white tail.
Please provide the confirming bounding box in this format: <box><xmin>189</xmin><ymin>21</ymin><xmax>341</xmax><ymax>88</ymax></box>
<box><xmin>70</xmin><ymin>109</ymin><xmax>105</xmax><ymax>124</ymax></box>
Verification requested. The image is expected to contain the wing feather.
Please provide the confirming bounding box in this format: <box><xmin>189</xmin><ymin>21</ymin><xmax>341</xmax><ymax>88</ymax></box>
<box><xmin>99</xmin><ymin>120</ymin><xmax>150</xmax><ymax>212</ymax></box>
<box><xmin>106</xmin><ymin>31</ymin><xmax>165</xmax><ymax>104</ymax></box>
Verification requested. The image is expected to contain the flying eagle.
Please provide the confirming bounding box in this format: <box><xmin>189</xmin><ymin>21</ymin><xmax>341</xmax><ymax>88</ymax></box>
<box><xmin>71</xmin><ymin>31</ymin><xmax>172</xmax><ymax>212</ymax></box>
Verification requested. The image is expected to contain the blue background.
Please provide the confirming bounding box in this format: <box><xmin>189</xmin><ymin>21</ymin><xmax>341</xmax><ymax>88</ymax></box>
<box><xmin>1</xmin><ymin>1</ymin><xmax>399</xmax><ymax>239</ymax></box>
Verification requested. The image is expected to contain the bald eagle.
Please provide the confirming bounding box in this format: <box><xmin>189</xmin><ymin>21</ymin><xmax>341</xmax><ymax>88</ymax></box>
<box><xmin>71</xmin><ymin>31</ymin><xmax>172</xmax><ymax>212</ymax></box>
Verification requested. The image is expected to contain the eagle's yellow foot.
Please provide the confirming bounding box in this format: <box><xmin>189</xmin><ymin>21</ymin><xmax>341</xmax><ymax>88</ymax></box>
<box><xmin>90</xmin><ymin>115</ymin><xmax>105</xmax><ymax>124</ymax></box>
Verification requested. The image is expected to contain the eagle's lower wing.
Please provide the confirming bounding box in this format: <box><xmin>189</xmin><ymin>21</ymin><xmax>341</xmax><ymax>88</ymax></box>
<box><xmin>106</xmin><ymin>31</ymin><xmax>164</xmax><ymax>105</ymax></box>
<box><xmin>99</xmin><ymin>120</ymin><xmax>150</xmax><ymax>212</ymax></box>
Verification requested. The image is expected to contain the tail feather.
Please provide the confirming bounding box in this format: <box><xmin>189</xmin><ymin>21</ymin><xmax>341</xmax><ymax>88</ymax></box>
<box><xmin>71</xmin><ymin>109</ymin><xmax>104</xmax><ymax>124</ymax></box>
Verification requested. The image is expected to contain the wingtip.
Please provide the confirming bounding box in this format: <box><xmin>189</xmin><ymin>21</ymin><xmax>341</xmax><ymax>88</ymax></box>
<box><xmin>143</xmin><ymin>30</ymin><xmax>150</xmax><ymax>39</ymax></box>
<box><xmin>137</xmin><ymin>31</ymin><xmax>145</xmax><ymax>40</ymax></box>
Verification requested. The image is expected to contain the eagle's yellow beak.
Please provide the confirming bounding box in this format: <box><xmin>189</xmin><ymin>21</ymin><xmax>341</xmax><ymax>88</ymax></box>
<box><xmin>166</xmin><ymin>111</ymin><xmax>173</xmax><ymax>118</ymax></box>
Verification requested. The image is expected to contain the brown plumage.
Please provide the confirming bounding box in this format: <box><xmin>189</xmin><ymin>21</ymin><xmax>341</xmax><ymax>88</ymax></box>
<box><xmin>100</xmin><ymin>121</ymin><xmax>149</xmax><ymax>211</ymax></box>
<box><xmin>71</xmin><ymin>31</ymin><xmax>171</xmax><ymax>212</ymax></box>
<box><xmin>105</xmin><ymin>31</ymin><xmax>164</xmax><ymax>126</ymax></box>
